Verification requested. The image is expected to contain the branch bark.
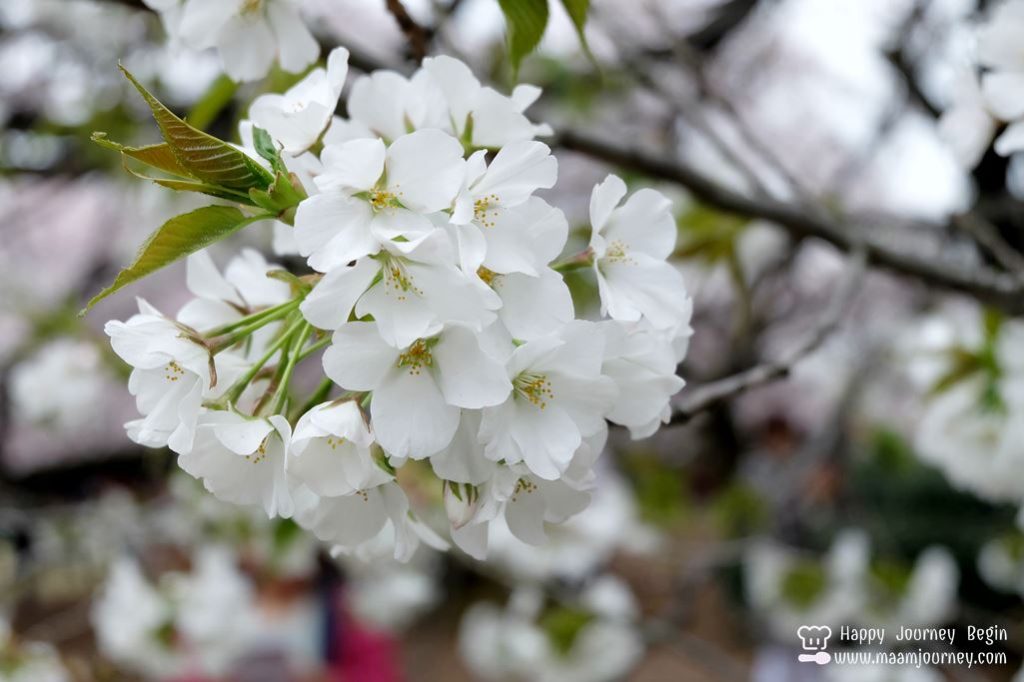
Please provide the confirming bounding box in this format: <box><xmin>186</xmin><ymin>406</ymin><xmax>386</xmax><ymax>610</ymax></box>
<box><xmin>554</xmin><ymin>128</ymin><xmax>1024</xmax><ymax>313</ymax></box>
<box><xmin>670</xmin><ymin>247</ymin><xmax>867</xmax><ymax>424</ymax></box>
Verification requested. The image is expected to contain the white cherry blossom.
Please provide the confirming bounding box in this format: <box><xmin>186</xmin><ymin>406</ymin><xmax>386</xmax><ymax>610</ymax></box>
<box><xmin>157</xmin><ymin>0</ymin><xmax>319</xmax><ymax>82</ymax></box>
<box><xmin>178</xmin><ymin>410</ymin><xmax>312</xmax><ymax>518</ymax></box>
<box><xmin>601</xmin><ymin>321</ymin><xmax>686</xmax><ymax>438</ymax></box>
<box><xmin>287</xmin><ymin>399</ymin><xmax>389</xmax><ymax>497</ymax></box>
<box><xmin>301</xmin><ymin>228</ymin><xmax>498</xmax><ymax>348</ymax></box>
<box><xmin>421</xmin><ymin>55</ymin><xmax>553</xmax><ymax>148</ymax></box>
<box><xmin>105</xmin><ymin>298</ymin><xmax>217</xmax><ymax>454</ymax></box>
<box><xmin>479</xmin><ymin>321</ymin><xmax>617</xmax><ymax>480</ymax></box>
<box><xmin>589</xmin><ymin>174</ymin><xmax>690</xmax><ymax>329</ymax></box>
<box><xmin>293</xmin><ymin>129</ymin><xmax>465</xmax><ymax>272</ymax></box>
<box><xmin>323</xmin><ymin>321</ymin><xmax>511</xmax><ymax>459</ymax></box>
<box><xmin>249</xmin><ymin>47</ymin><xmax>349</xmax><ymax>154</ymax></box>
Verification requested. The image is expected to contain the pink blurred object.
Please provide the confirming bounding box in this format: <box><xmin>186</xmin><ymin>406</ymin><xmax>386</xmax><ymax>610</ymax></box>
<box><xmin>331</xmin><ymin>595</ymin><xmax>404</xmax><ymax>682</ymax></box>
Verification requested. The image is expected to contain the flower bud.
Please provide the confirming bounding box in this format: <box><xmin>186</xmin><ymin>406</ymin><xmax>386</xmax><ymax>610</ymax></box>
<box><xmin>443</xmin><ymin>481</ymin><xmax>479</xmax><ymax>530</ymax></box>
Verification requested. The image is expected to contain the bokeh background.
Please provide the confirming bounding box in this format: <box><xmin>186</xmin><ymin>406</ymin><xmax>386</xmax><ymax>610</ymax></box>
<box><xmin>3</xmin><ymin>0</ymin><xmax>1024</xmax><ymax>680</ymax></box>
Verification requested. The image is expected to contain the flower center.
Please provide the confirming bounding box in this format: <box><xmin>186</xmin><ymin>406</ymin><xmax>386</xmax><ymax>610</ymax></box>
<box><xmin>473</xmin><ymin>194</ymin><xmax>500</xmax><ymax>228</ymax></box>
<box><xmin>603</xmin><ymin>239</ymin><xmax>633</xmax><ymax>263</ymax></box>
<box><xmin>511</xmin><ymin>477</ymin><xmax>538</xmax><ymax>501</ymax></box>
<box><xmin>164</xmin><ymin>361</ymin><xmax>185</xmax><ymax>383</ymax></box>
<box><xmin>325</xmin><ymin>436</ymin><xmax>346</xmax><ymax>450</ymax></box>
<box><xmin>513</xmin><ymin>371</ymin><xmax>554</xmax><ymax>409</ymax></box>
<box><xmin>240</xmin><ymin>0</ymin><xmax>263</xmax><ymax>16</ymax></box>
<box><xmin>397</xmin><ymin>339</ymin><xmax>434</xmax><ymax>375</ymax></box>
<box><xmin>246</xmin><ymin>435</ymin><xmax>270</xmax><ymax>464</ymax></box>
<box><xmin>380</xmin><ymin>256</ymin><xmax>423</xmax><ymax>301</ymax></box>
<box><xmin>368</xmin><ymin>188</ymin><xmax>400</xmax><ymax>211</ymax></box>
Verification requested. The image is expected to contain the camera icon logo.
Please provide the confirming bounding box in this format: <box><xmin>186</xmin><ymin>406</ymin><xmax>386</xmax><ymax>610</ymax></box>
<box><xmin>796</xmin><ymin>625</ymin><xmax>832</xmax><ymax>665</ymax></box>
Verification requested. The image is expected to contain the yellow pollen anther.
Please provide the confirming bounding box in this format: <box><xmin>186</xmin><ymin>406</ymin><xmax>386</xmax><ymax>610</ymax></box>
<box><xmin>511</xmin><ymin>477</ymin><xmax>538</xmax><ymax>501</ymax></box>
<box><xmin>477</xmin><ymin>266</ymin><xmax>498</xmax><ymax>286</ymax></box>
<box><xmin>473</xmin><ymin>193</ymin><xmax>500</xmax><ymax>228</ymax></box>
<box><xmin>397</xmin><ymin>339</ymin><xmax>434</xmax><ymax>376</ymax></box>
<box><xmin>325</xmin><ymin>436</ymin><xmax>346</xmax><ymax>450</ymax></box>
<box><xmin>246</xmin><ymin>436</ymin><xmax>270</xmax><ymax>464</ymax></box>
<box><xmin>603</xmin><ymin>239</ymin><xmax>634</xmax><ymax>264</ymax></box>
<box><xmin>368</xmin><ymin>188</ymin><xmax>397</xmax><ymax>211</ymax></box>
<box><xmin>514</xmin><ymin>371</ymin><xmax>554</xmax><ymax>409</ymax></box>
<box><xmin>164</xmin><ymin>361</ymin><xmax>185</xmax><ymax>382</ymax></box>
<box><xmin>240</xmin><ymin>0</ymin><xmax>263</xmax><ymax>15</ymax></box>
<box><xmin>381</xmin><ymin>257</ymin><xmax>423</xmax><ymax>302</ymax></box>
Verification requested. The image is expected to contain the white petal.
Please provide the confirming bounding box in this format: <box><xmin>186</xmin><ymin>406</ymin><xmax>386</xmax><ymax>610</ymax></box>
<box><xmin>598</xmin><ymin>254</ymin><xmax>690</xmax><ymax>329</ymax></box>
<box><xmin>481</xmin><ymin>198</ymin><xmax>568</xmax><ymax>276</ymax></box>
<box><xmin>322</xmin><ymin>322</ymin><xmax>400</xmax><ymax>390</ymax></box>
<box><xmin>471</xmin><ymin>141</ymin><xmax>557</xmax><ymax>207</ymax></box>
<box><xmin>471</xmin><ymin>87</ymin><xmax>543</xmax><ymax>148</ymax></box>
<box><xmin>421</xmin><ymin>55</ymin><xmax>480</xmax><ymax>135</ymax></box>
<box><xmin>212</xmin><ymin>414</ymin><xmax>275</xmax><ymax>455</ymax></box>
<box><xmin>434</xmin><ymin>327</ymin><xmax>512</xmax><ymax>408</ymax></box>
<box><xmin>317</xmin><ymin>138</ymin><xmax>386</xmax><ymax>193</ymax></box>
<box><xmin>218</xmin><ymin>15</ymin><xmax>276</xmax><ymax>82</ymax></box>
<box><xmin>300</xmin><ymin>257</ymin><xmax>379</xmax><ymax>330</ymax></box>
<box><xmin>511</xmin><ymin>84</ymin><xmax>542</xmax><ymax>111</ymax></box>
<box><xmin>299</xmin><ymin>491</ymin><xmax>388</xmax><ymax>546</ymax></box>
<box><xmin>589</xmin><ymin>174</ymin><xmax>627</xmax><ymax>236</ymax></box>
<box><xmin>512</xmin><ymin>402</ymin><xmax>581</xmax><ymax>480</ymax></box>
<box><xmin>603</xmin><ymin>188</ymin><xmax>676</xmax><ymax>260</ymax></box>
<box><xmin>186</xmin><ymin>250</ymin><xmax>241</xmax><ymax>305</ymax></box>
<box><xmin>224</xmin><ymin>248</ymin><xmax>291</xmax><ymax>308</ymax></box>
<box><xmin>537</xmin><ymin>479</ymin><xmax>590</xmax><ymax>523</ymax></box>
<box><xmin>355</xmin><ymin>273</ymin><xmax>443</xmax><ymax>349</ymax></box>
<box><xmin>451</xmin><ymin>522</ymin><xmax>489</xmax><ymax>560</ymax></box>
<box><xmin>249</xmin><ymin>97</ymin><xmax>331</xmax><ymax>155</ymax></box>
<box><xmin>293</xmin><ymin>193</ymin><xmax>379</xmax><ymax>272</ymax></box>
<box><xmin>429</xmin><ymin>410</ymin><xmax>496</xmax><ymax>484</ymax></box>
<box><xmin>347</xmin><ymin>70</ymin><xmax>412</xmax><ymax>141</ymax></box>
<box><xmin>505</xmin><ymin>480</ymin><xmax>548</xmax><ymax>544</ymax></box>
<box><xmin>995</xmin><ymin>120</ymin><xmax>1024</xmax><ymax>157</ymax></box>
<box><xmin>266</xmin><ymin>0</ymin><xmax>319</xmax><ymax>73</ymax></box>
<box><xmin>386</xmin><ymin>129</ymin><xmax>465</xmax><ymax>213</ymax></box>
<box><xmin>982</xmin><ymin>72</ymin><xmax>1024</xmax><ymax>121</ymax></box>
<box><xmin>371</xmin><ymin>368</ymin><xmax>459</xmax><ymax>458</ymax></box>
<box><xmin>495</xmin><ymin>269</ymin><xmax>574</xmax><ymax>341</ymax></box>
<box><xmin>179</xmin><ymin>0</ymin><xmax>238</xmax><ymax>49</ymax></box>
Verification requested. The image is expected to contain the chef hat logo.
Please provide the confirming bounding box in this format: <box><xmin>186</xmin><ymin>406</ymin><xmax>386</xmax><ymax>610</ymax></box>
<box><xmin>797</xmin><ymin>625</ymin><xmax>832</xmax><ymax>651</ymax></box>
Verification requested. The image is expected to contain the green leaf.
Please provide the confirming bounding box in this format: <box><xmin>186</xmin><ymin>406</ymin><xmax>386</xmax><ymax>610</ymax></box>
<box><xmin>497</xmin><ymin>0</ymin><xmax>549</xmax><ymax>77</ymax></box>
<box><xmin>91</xmin><ymin>133</ymin><xmax>190</xmax><ymax>178</ymax></box>
<box><xmin>119</xmin><ymin>65</ymin><xmax>273</xmax><ymax>191</ymax></box>
<box><xmin>559</xmin><ymin>0</ymin><xmax>593</xmax><ymax>57</ymax></box>
<box><xmin>91</xmin><ymin>133</ymin><xmax>256</xmax><ymax>204</ymax></box>
<box><xmin>252</xmin><ymin>127</ymin><xmax>281</xmax><ymax>166</ymax></box>
<box><xmin>83</xmin><ymin>206</ymin><xmax>269</xmax><ymax>313</ymax></box>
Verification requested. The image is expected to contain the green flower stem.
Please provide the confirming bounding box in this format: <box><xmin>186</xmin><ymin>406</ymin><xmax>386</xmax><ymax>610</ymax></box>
<box><xmin>209</xmin><ymin>300</ymin><xmax>301</xmax><ymax>353</ymax></box>
<box><xmin>296</xmin><ymin>335</ymin><xmax>331</xmax><ymax>363</ymax></box>
<box><xmin>551</xmin><ymin>248</ymin><xmax>595</xmax><ymax>273</ymax></box>
<box><xmin>223</xmin><ymin>316</ymin><xmax>306</xmax><ymax>406</ymax></box>
<box><xmin>272</xmin><ymin>322</ymin><xmax>313</xmax><ymax>415</ymax></box>
<box><xmin>203</xmin><ymin>296</ymin><xmax>299</xmax><ymax>339</ymax></box>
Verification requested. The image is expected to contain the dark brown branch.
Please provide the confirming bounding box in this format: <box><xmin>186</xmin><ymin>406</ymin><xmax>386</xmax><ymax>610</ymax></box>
<box><xmin>554</xmin><ymin>129</ymin><xmax>1024</xmax><ymax>313</ymax></box>
<box><xmin>671</xmin><ymin>247</ymin><xmax>867</xmax><ymax>424</ymax></box>
<box><xmin>384</xmin><ymin>0</ymin><xmax>433</xmax><ymax>63</ymax></box>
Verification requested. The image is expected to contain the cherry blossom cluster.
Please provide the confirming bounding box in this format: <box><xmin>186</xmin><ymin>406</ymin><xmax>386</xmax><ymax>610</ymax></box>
<box><xmin>902</xmin><ymin>309</ymin><xmax>1024</xmax><ymax>505</ymax></box>
<box><xmin>104</xmin><ymin>48</ymin><xmax>692</xmax><ymax>561</ymax></box>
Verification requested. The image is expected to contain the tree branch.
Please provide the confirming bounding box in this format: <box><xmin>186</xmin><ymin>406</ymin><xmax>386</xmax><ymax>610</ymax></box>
<box><xmin>554</xmin><ymin>128</ymin><xmax>1024</xmax><ymax>313</ymax></box>
<box><xmin>670</xmin><ymin>247</ymin><xmax>867</xmax><ymax>424</ymax></box>
<box><xmin>384</xmin><ymin>0</ymin><xmax>433</xmax><ymax>63</ymax></box>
